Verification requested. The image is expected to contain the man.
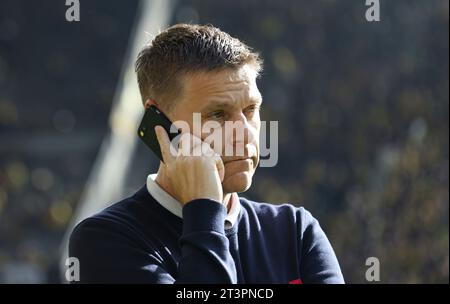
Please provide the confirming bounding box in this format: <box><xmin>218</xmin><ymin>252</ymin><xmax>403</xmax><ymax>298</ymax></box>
<box><xmin>69</xmin><ymin>23</ymin><xmax>344</xmax><ymax>284</ymax></box>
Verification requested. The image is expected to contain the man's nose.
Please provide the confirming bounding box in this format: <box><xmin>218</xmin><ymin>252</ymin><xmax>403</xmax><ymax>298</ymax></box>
<box><xmin>229</xmin><ymin>112</ymin><xmax>255</xmax><ymax>147</ymax></box>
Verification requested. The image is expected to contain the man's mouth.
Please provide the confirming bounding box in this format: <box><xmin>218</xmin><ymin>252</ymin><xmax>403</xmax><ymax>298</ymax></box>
<box><xmin>224</xmin><ymin>156</ymin><xmax>256</xmax><ymax>166</ymax></box>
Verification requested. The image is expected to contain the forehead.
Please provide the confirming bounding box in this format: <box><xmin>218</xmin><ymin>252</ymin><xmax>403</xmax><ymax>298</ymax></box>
<box><xmin>180</xmin><ymin>65</ymin><xmax>260</xmax><ymax>107</ymax></box>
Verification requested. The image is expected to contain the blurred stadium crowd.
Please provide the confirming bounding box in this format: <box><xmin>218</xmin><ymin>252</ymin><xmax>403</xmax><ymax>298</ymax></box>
<box><xmin>0</xmin><ymin>0</ymin><xmax>448</xmax><ymax>283</ymax></box>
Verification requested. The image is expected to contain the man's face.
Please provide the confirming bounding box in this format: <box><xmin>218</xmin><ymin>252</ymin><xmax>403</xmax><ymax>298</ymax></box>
<box><xmin>170</xmin><ymin>64</ymin><xmax>262</xmax><ymax>194</ymax></box>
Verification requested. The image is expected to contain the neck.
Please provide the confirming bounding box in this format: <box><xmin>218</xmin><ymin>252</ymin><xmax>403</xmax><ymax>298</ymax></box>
<box><xmin>155</xmin><ymin>165</ymin><xmax>233</xmax><ymax>212</ymax></box>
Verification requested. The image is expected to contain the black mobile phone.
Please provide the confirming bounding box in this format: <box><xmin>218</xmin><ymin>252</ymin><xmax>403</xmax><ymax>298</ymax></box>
<box><xmin>137</xmin><ymin>105</ymin><xmax>180</xmax><ymax>162</ymax></box>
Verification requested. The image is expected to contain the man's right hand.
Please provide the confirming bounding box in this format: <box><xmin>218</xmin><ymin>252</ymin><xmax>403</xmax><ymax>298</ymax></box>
<box><xmin>155</xmin><ymin>125</ymin><xmax>225</xmax><ymax>205</ymax></box>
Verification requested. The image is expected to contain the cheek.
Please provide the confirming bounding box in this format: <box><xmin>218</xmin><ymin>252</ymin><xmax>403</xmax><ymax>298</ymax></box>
<box><xmin>249</xmin><ymin>121</ymin><xmax>261</xmax><ymax>147</ymax></box>
<box><xmin>202</xmin><ymin>119</ymin><xmax>262</xmax><ymax>155</ymax></box>
<box><xmin>250</xmin><ymin>121</ymin><xmax>261</xmax><ymax>167</ymax></box>
<box><xmin>205</xmin><ymin>128</ymin><xmax>225</xmax><ymax>153</ymax></box>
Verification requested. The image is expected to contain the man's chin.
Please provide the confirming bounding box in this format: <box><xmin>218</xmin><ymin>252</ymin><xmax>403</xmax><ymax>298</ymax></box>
<box><xmin>222</xmin><ymin>171</ymin><xmax>253</xmax><ymax>193</ymax></box>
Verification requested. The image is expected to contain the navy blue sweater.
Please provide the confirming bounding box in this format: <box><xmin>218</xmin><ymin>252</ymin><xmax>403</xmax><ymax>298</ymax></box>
<box><xmin>69</xmin><ymin>184</ymin><xmax>344</xmax><ymax>284</ymax></box>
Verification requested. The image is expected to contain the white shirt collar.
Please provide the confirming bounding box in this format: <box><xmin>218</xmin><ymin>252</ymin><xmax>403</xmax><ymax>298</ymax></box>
<box><xmin>146</xmin><ymin>174</ymin><xmax>241</xmax><ymax>229</ymax></box>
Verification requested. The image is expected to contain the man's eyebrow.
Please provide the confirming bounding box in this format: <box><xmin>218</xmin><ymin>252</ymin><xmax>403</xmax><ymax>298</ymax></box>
<box><xmin>253</xmin><ymin>96</ymin><xmax>263</xmax><ymax>104</ymax></box>
<box><xmin>201</xmin><ymin>100</ymin><xmax>236</xmax><ymax>112</ymax></box>
<box><xmin>201</xmin><ymin>97</ymin><xmax>263</xmax><ymax>112</ymax></box>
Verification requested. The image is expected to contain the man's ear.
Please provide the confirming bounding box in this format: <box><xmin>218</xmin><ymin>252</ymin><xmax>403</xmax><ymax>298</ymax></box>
<box><xmin>144</xmin><ymin>98</ymin><xmax>159</xmax><ymax>110</ymax></box>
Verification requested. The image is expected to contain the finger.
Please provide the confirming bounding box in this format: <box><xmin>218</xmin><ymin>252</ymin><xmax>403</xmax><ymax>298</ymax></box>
<box><xmin>176</xmin><ymin>132</ymin><xmax>225</xmax><ymax>182</ymax></box>
<box><xmin>190</xmin><ymin>133</ymin><xmax>216</xmax><ymax>157</ymax></box>
<box><xmin>155</xmin><ymin>126</ymin><xmax>175</xmax><ymax>163</ymax></box>
<box><xmin>181</xmin><ymin>133</ymin><xmax>205</xmax><ymax>157</ymax></box>
<box><xmin>178</xmin><ymin>132</ymin><xmax>193</xmax><ymax>156</ymax></box>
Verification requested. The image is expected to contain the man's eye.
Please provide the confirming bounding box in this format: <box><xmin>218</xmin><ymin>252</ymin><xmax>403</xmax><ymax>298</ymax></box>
<box><xmin>245</xmin><ymin>104</ymin><xmax>262</xmax><ymax>114</ymax></box>
<box><xmin>208</xmin><ymin>110</ymin><xmax>225</xmax><ymax>120</ymax></box>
